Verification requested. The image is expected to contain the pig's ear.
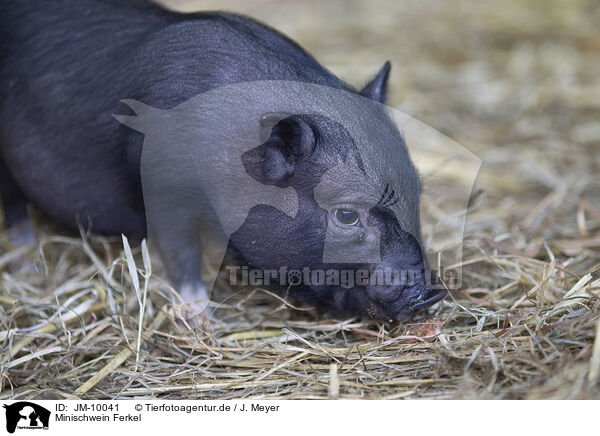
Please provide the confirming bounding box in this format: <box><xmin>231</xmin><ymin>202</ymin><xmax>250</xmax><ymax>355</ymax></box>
<box><xmin>360</xmin><ymin>61</ymin><xmax>391</xmax><ymax>104</ymax></box>
<box><xmin>242</xmin><ymin>116</ymin><xmax>315</xmax><ymax>187</ymax></box>
<box><xmin>258</xmin><ymin>112</ymin><xmax>292</xmax><ymax>142</ymax></box>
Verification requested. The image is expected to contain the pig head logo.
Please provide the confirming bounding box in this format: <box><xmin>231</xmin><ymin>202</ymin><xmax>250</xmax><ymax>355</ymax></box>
<box><xmin>3</xmin><ymin>402</ymin><xmax>50</xmax><ymax>433</ymax></box>
<box><xmin>114</xmin><ymin>80</ymin><xmax>480</xmax><ymax>321</ymax></box>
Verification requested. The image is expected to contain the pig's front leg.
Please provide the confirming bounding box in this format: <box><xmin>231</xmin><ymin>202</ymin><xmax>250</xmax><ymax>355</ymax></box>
<box><xmin>150</xmin><ymin>210</ymin><xmax>226</xmax><ymax>325</ymax></box>
<box><xmin>156</xmin><ymin>228</ymin><xmax>209</xmax><ymax>317</ymax></box>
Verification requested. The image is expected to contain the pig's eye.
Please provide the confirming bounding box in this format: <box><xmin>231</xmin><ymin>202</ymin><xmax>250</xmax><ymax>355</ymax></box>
<box><xmin>334</xmin><ymin>208</ymin><xmax>361</xmax><ymax>226</ymax></box>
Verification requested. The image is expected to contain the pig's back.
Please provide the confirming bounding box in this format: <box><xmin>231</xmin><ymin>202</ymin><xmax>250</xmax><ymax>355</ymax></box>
<box><xmin>0</xmin><ymin>0</ymin><xmax>349</xmax><ymax>237</ymax></box>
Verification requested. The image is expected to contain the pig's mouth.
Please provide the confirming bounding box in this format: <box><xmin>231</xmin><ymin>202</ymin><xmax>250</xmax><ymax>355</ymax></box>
<box><xmin>396</xmin><ymin>285</ymin><xmax>446</xmax><ymax>321</ymax></box>
<box><xmin>409</xmin><ymin>283</ymin><xmax>446</xmax><ymax>310</ymax></box>
<box><xmin>364</xmin><ymin>283</ymin><xmax>447</xmax><ymax>322</ymax></box>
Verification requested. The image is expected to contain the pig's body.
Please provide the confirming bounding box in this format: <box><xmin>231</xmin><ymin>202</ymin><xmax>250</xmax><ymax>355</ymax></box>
<box><xmin>0</xmin><ymin>0</ymin><xmax>343</xmax><ymax>238</ymax></box>
<box><xmin>0</xmin><ymin>0</ymin><xmax>446</xmax><ymax>321</ymax></box>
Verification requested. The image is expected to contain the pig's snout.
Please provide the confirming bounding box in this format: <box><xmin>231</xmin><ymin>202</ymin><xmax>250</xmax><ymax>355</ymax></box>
<box><xmin>397</xmin><ymin>284</ymin><xmax>446</xmax><ymax>322</ymax></box>
<box><xmin>364</xmin><ymin>206</ymin><xmax>446</xmax><ymax>320</ymax></box>
<box><xmin>365</xmin><ymin>266</ymin><xmax>446</xmax><ymax>321</ymax></box>
<box><xmin>364</xmin><ymin>272</ymin><xmax>447</xmax><ymax>320</ymax></box>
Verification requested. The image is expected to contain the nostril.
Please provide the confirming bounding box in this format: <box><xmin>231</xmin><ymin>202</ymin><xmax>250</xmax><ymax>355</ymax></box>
<box><xmin>410</xmin><ymin>288</ymin><xmax>447</xmax><ymax>311</ymax></box>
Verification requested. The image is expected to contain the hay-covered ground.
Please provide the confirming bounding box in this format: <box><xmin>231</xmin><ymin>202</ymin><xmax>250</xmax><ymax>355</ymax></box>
<box><xmin>1</xmin><ymin>0</ymin><xmax>599</xmax><ymax>399</ymax></box>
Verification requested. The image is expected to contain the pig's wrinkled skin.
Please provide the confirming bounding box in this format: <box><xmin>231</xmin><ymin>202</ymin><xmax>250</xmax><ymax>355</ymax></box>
<box><xmin>0</xmin><ymin>0</ymin><xmax>446</xmax><ymax>321</ymax></box>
